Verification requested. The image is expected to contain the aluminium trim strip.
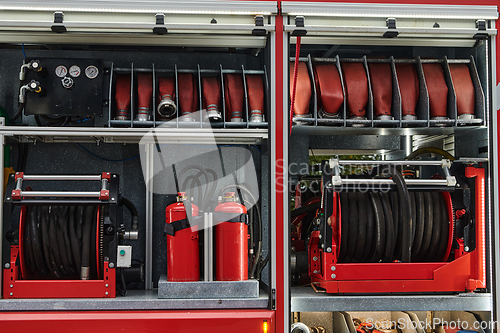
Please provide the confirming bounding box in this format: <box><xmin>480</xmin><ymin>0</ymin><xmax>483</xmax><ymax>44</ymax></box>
<box><xmin>281</xmin><ymin>2</ymin><xmax>498</xmax><ymax>20</ymax></box>
<box><xmin>0</xmin><ymin>1</ymin><xmax>278</xmax><ymax>15</ymax></box>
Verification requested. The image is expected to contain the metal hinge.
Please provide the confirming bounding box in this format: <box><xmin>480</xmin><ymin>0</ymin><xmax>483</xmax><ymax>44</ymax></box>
<box><xmin>473</xmin><ymin>19</ymin><xmax>488</xmax><ymax>40</ymax></box>
<box><xmin>51</xmin><ymin>11</ymin><xmax>66</xmax><ymax>33</ymax></box>
<box><xmin>383</xmin><ymin>18</ymin><xmax>398</xmax><ymax>38</ymax></box>
<box><xmin>252</xmin><ymin>15</ymin><xmax>266</xmax><ymax>36</ymax></box>
<box><xmin>153</xmin><ymin>13</ymin><xmax>167</xmax><ymax>35</ymax></box>
<box><xmin>271</xmin><ymin>288</ymin><xmax>276</xmax><ymax>310</ymax></box>
<box><xmin>292</xmin><ymin>16</ymin><xmax>307</xmax><ymax>36</ymax></box>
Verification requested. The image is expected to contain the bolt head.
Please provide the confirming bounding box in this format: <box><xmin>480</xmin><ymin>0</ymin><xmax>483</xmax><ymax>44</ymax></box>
<box><xmin>105</xmin><ymin>292</ymin><xmax>109</xmax><ymax>296</ymax></box>
<box><xmin>4</xmin><ymin>263</ymin><xmax>10</xmax><ymax>269</ymax></box>
<box><xmin>313</xmin><ymin>256</ymin><xmax>318</xmax><ymax>261</ymax></box>
<box><xmin>464</xmin><ymin>246</ymin><xmax>470</xmax><ymax>252</ymax></box>
<box><xmin>105</xmin><ymin>284</ymin><xmax>109</xmax><ymax>288</ymax></box>
<box><xmin>319</xmin><ymin>234</ymin><xmax>322</xmax><ymax>239</ymax></box>
<box><xmin>331</xmin><ymin>273</ymin><xmax>336</xmax><ymax>279</ymax></box>
<box><xmin>9</xmin><ymin>292</ymin><xmax>13</xmax><ymax>296</ymax></box>
<box><xmin>10</xmin><ymin>284</ymin><xmax>13</xmax><ymax>288</ymax></box>
<box><xmin>109</xmin><ymin>263</ymin><xmax>115</xmax><ymax>268</ymax></box>
<box><xmin>111</xmin><ymin>198</ymin><xmax>115</xmax><ymax>201</ymax></box>
<box><xmin>331</xmin><ymin>266</ymin><xmax>336</xmax><ymax>271</ymax></box>
<box><xmin>313</xmin><ymin>270</ymin><xmax>318</xmax><ymax>274</ymax></box>
<box><xmin>30</xmin><ymin>82</ymin><xmax>37</xmax><ymax>89</ymax></box>
<box><xmin>326</xmin><ymin>247</ymin><xmax>332</xmax><ymax>253</ymax></box>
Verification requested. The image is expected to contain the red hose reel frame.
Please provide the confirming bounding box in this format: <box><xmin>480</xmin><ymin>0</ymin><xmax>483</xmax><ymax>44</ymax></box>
<box><xmin>4</xmin><ymin>205</ymin><xmax>115</xmax><ymax>299</ymax></box>
<box><xmin>308</xmin><ymin>166</ymin><xmax>486</xmax><ymax>293</ymax></box>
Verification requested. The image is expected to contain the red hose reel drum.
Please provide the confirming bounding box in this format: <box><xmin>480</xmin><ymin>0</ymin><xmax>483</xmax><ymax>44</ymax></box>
<box><xmin>165</xmin><ymin>192</ymin><xmax>200</xmax><ymax>282</ymax></box>
<box><xmin>215</xmin><ymin>192</ymin><xmax>248</xmax><ymax>281</ymax></box>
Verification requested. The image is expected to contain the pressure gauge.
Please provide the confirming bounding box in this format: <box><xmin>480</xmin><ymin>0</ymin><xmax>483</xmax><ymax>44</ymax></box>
<box><xmin>85</xmin><ymin>65</ymin><xmax>99</xmax><ymax>79</ymax></box>
<box><xmin>55</xmin><ymin>65</ymin><xmax>67</xmax><ymax>78</ymax></box>
<box><xmin>69</xmin><ymin>65</ymin><xmax>81</xmax><ymax>78</ymax></box>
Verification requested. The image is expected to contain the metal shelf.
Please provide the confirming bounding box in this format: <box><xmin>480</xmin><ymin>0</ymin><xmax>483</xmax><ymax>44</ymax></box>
<box><xmin>291</xmin><ymin>125</ymin><xmax>486</xmax><ymax>137</ymax></box>
<box><xmin>0</xmin><ymin>289</ymin><xmax>269</xmax><ymax>311</ymax></box>
<box><xmin>291</xmin><ymin>287</ymin><xmax>492</xmax><ymax>312</ymax></box>
<box><xmin>0</xmin><ymin>126</ymin><xmax>268</xmax><ymax>144</ymax></box>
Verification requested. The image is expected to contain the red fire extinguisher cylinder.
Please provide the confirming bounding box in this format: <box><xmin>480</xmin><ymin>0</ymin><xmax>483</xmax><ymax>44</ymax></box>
<box><xmin>215</xmin><ymin>192</ymin><xmax>248</xmax><ymax>281</ymax></box>
<box><xmin>165</xmin><ymin>192</ymin><xmax>200</xmax><ymax>282</ymax></box>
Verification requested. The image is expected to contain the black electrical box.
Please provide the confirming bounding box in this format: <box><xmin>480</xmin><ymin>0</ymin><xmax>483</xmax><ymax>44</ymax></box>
<box><xmin>24</xmin><ymin>58</ymin><xmax>103</xmax><ymax>117</ymax></box>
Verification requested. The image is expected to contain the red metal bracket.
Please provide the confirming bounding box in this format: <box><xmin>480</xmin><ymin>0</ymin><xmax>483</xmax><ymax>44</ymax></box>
<box><xmin>101</xmin><ymin>172</ymin><xmax>111</xmax><ymax>181</ymax></box>
<box><xmin>99</xmin><ymin>190</ymin><xmax>110</xmax><ymax>200</ymax></box>
<box><xmin>14</xmin><ymin>172</ymin><xmax>24</xmax><ymax>181</ymax></box>
<box><xmin>11</xmin><ymin>189</ymin><xmax>21</xmax><ymax>200</ymax></box>
<box><xmin>3</xmin><ymin>247</ymin><xmax>115</xmax><ymax>299</ymax></box>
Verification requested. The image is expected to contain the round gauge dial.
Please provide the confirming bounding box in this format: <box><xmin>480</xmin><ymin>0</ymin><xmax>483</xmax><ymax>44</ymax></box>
<box><xmin>69</xmin><ymin>65</ymin><xmax>81</xmax><ymax>78</ymax></box>
<box><xmin>55</xmin><ymin>65</ymin><xmax>68</xmax><ymax>78</ymax></box>
<box><xmin>85</xmin><ymin>65</ymin><xmax>99</xmax><ymax>79</ymax></box>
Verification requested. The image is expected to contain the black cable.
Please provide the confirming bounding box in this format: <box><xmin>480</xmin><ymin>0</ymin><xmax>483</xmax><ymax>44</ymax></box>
<box><xmin>120</xmin><ymin>197</ymin><xmax>138</xmax><ymax>231</ymax></box>
<box><xmin>339</xmin><ymin>192</ymin><xmax>349</xmax><ymax>262</ymax></box>
<box><xmin>353</xmin><ymin>192</ymin><xmax>367</xmax><ymax>262</ymax></box>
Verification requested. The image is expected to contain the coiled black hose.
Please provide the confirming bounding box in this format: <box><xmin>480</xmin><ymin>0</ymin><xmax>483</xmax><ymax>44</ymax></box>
<box><xmin>22</xmin><ymin>205</ymin><xmax>97</xmax><ymax>280</ymax></box>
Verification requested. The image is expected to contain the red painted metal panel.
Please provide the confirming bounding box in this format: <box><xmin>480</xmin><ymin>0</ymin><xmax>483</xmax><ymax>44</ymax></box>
<box><xmin>0</xmin><ymin>310</ymin><xmax>275</xmax><ymax>333</ymax></box>
<box><xmin>275</xmin><ymin>3</ymin><xmax>286</xmax><ymax>332</ymax></box>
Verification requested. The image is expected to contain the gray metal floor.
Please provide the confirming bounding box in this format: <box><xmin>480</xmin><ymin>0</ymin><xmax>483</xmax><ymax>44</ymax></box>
<box><xmin>291</xmin><ymin>287</ymin><xmax>492</xmax><ymax>312</ymax></box>
<box><xmin>0</xmin><ymin>289</ymin><xmax>269</xmax><ymax>311</ymax></box>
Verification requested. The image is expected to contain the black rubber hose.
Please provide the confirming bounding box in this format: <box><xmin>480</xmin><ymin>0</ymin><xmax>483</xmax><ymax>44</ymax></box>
<box><xmin>425</xmin><ymin>192</ymin><xmax>442</xmax><ymax>262</ymax></box>
<box><xmin>69</xmin><ymin>206</ymin><xmax>81</xmax><ymax>272</ymax></box>
<box><xmin>391</xmin><ymin>191</ymin><xmax>402</xmax><ymax>260</ymax></box>
<box><xmin>380</xmin><ymin>192</ymin><xmax>395</xmax><ymax>262</ymax></box>
<box><xmin>339</xmin><ymin>192</ymin><xmax>349</xmax><ymax>262</ymax></box>
<box><xmin>412</xmin><ymin>192</ymin><xmax>425</xmax><ymax>261</ymax></box>
<box><xmin>49</xmin><ymin>207</ymin><xmax>67</xmax><ymax>276</ymax></box>
<box><xmin>81</xmin><ymin>206</ymin><xmax>93</xmax><ymax>271</ymax></box>
<box><xmin>346</xmin><ymin>192</ymin><xmax>358</xmax><ymax>262</ymax></box>
<box><xmin>410</xmin><ymin>192</ymin><xmax>417</xmax><ymax>246</ymax></box>
<box><xmin>120</xmin><ymin>197</ymin><xmax>139</xmax><ymax>231</ymax></box>
<box><xmin>353</xmin><ymin>192</ymin><xmax>367</xmax><ymax>262</ymax></box>
<box><xmin>60</xmin><ymin>206</ymin><xmax>76</xmax><ymax>276</ymax></box>
<box><xmin>11</xmin><ymin>102</ymin><xmax>24</xmax><ymax>122</ymax></box>
<box><xmin>55</xmin><ymin>207</ymin><xmax>72</xmax><ymax>277</ymax></box>
<box><xmin>417</xmin><ymin>192</ymin><xmax>434</xmax><ymax>261</ymax></box>
<box><xmin>362</xmin><ymin>192</ymin><xmax>375</xmax><ymax>261</ymax></box>
<box><xmin>386</xmin><ymin>165</ymin><xmax>412</xmax><ymax>263</ymax></box>
<box><xmin>369</xmin><ymin>192</ymin><xmax>386</xmax><ymax>262</ymax></box>
<box><xmin>30</xmin><ymin>205</ymin><xmax>48</xmax><ymax>276</ymax></box>
<box><xmin>291</xmin><ymin>202</ymin><xmax>322</xmax><ymax>218</ymax></box>
<box><xmin>435</xmin><ymin>194</ymin><xmax>449</xmax><ymax>261</ymax></box>
<box><xmin>24</xmin><ymin>206</ymin><xmax>35</xmax><ymax>275</ymax></box>
<box><xmin>40</xmin><ymin>206</ymin><xmax>57</xmax><ymax>276</ymax></box>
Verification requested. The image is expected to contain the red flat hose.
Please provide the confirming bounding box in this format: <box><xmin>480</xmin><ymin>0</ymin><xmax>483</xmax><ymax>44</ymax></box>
<box><xmin>368</xmin><ymin>62</ymin><xmax>392</xmax><ymax>117</ymax></box>
<box><xmin>137</xmin><ymin>73</ymin><xmax>152</xmax><ymax>121</ymax></box>
<box><xmin>290</xmin><ymin>36</ymin><xmax>301</xmax><ymax>134</ymax></box>
<box><xmin>224</xmin><ymin>73</ymin><xmax>244</xmax><ymax>122</ymax></box>
<box><xmin>449</xmin><ymin>64</ymin><xmax>475</xmax><ymax>117</ymax></box>
<box><xmin>246</xmin><ymin>74</ymin><xmax>264</xmax><ymax>122</ymax></box>
<box><xmin>158</xmin><ymin>76</ymin><xmax>176</xmax><ymax>119</ymax></box>
<box><xmin>422</xmin><ymin>63</ymin><xmax>448</xmax><ymax>118</ymax></box>
<box><xmin>202</xmin><ymin>76</ymin><xmax>222</xmax><ymax>120</ymax></box>
<box><xmin>313</xmin><ymin>62</ymin><xmax>343</xmax><ymax>117</ymax></box>
<box><xmin>115</xmin><ymin>74</ymin><xmax>131</xmax><ymax>120</ymax></box>
<box><xmin>178</xmin><ymin>73</ymin><xmax>197</xmax><ymax>120</ymax></box>
<box><xmin>396</xmin><ymin>63</ymin><xmax>419</xmax><ymax>118</ymax></box>
<box><xmin>341</xmin><ymin>62</ymin><xmax>368</xmax><ymax>118</ymax></box>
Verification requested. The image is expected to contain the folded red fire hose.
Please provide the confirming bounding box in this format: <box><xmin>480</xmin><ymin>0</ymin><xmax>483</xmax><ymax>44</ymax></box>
<box><xmin>395</xmin><ymin>63</ymin><xmax>419</xmax><ymax>120</ymax></box>
<box><xmin>313</xmin><ymin>63</ymin><xmax>343</xmax><ymax>118</ymax></box>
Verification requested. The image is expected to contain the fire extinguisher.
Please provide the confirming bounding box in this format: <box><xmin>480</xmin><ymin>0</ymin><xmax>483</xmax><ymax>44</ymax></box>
<box><xmin>215</xmin><ymin>192</ymin><xmax>248</xmax><ymax>281</ymax></box>
<box><xmin>164</xmin><ymin>192</ymin><xmax>200</xmax><ymax>282</ymax></box>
